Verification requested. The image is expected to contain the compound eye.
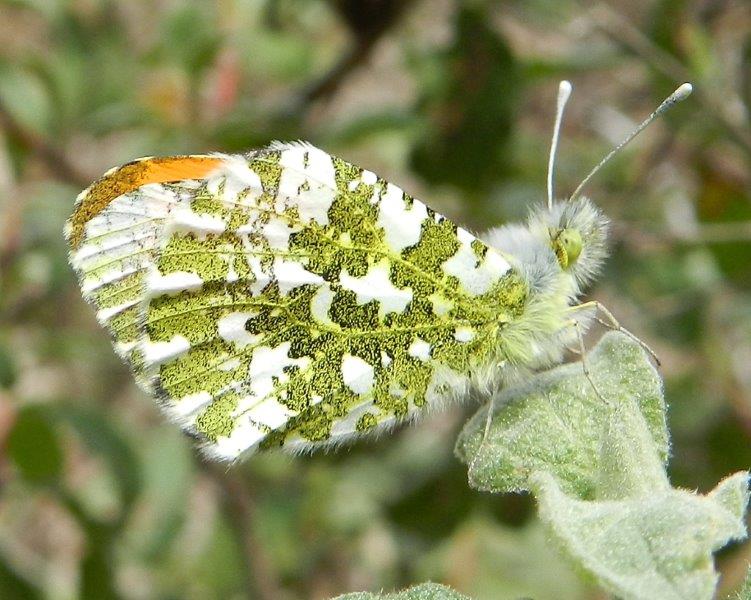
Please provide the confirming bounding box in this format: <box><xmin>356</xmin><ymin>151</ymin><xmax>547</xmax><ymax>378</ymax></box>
<box><xmin>551</xmin><ymin>228</ymin><xmax>583</xmax><ymax>269</ymax></box>
<box><xmin>560</xmin><ymin>229</ymin><xmax>583</xmax><ymax>267</ymax></box>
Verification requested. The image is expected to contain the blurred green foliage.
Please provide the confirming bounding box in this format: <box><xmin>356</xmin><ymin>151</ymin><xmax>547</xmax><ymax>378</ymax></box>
<box><xmin>410</xmin><ymin>6</ymin><xmax>519</xmax><ymax>193</ymax></box>
<box><xmin>1</xmin><ymin>1</ymin><xmax>750</xmax><ymax>599</ymax></box>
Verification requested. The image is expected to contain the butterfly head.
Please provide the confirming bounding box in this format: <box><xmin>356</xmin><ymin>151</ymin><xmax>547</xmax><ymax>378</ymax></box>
<box><xmin>534</xmin><ymin>196</ymin><xmax>609</xmax><ymax>289</ymax></box>
<box><xmin>524</xmin><ymin>80</ymin><xmax>692</xmax><ymax>291</ymax></box>
<box><xmin>480</xmin><ymin>195</ymin><xmax>608</xmax><ymax>301</ymax></box>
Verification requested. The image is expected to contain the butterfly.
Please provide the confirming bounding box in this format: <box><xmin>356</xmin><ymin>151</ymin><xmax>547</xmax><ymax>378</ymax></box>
<box><xmin>65</xmin><ymin>82</ymin><xmax>691</xmax><ymax>461</ymax></box>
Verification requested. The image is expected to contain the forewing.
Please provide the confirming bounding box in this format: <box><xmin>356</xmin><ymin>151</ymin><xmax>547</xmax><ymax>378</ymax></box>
<box><xmin>68</xmin><ymin>144</ymin><xmax>527</xmax><ymax>460</ymax></box>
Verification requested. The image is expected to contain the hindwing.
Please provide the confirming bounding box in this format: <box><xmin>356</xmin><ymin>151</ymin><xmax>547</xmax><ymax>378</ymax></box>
<box><xmin>67</xmin><ymin>142</ymin><xmax>528</xmax><ymax>460</ymax></box>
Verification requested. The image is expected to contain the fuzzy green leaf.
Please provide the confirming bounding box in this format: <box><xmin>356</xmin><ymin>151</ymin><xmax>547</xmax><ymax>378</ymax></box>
<box><xmin>533</xmin><ymin>470</ymin><xmax>748</xmax><ymax>600</ymax></box>
<box><xmin>456</xmin><ymin>332</ymin><xmax>749</xmax><ymax>600</ymax></box>
<box><xmin>456</xmin><ymin>331</ymin><xmax>669</xmax><ymax>496</ymax></box>
<box><xmin>333</xmin><ymin>582</ymin><xmax>469</xmax><ymax>600</ymax></box>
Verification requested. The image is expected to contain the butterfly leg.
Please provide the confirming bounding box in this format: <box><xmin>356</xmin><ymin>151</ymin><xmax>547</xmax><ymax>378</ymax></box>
<box><xmin>560</xmin><ymin>316</ymin><xmax>611</xmax><ymax>405</ymax></box>
<box><xmin>468</xmin><ymin>395</ymin><xmax>496</xmax><ymax>486</ymax></box>
<box><xmin>569</xmin><ymin>301</ymin><xmax>661</xmax><ymax>367</ymax></box>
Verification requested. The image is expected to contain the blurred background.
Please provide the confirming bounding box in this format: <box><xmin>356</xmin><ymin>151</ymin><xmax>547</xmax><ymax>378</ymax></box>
<box><xmin>1</xmin><ymin>1</ymin><xmax>750</xmax><ymax>598</ymax></box>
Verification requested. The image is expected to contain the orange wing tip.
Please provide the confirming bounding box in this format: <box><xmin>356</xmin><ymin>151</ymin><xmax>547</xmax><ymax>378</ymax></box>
<box><xmin>67</xmin><ymin>155</ymin><xmax>224</xmax><ymax>250</ymax></box>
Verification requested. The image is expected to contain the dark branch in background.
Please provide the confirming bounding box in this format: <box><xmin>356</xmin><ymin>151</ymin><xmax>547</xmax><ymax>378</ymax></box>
<box><xmin>0</xmin><ymin>96</ymin><xmax>90</xmax><ymax>188</ymax></box>
<box><xmin>293</xmin><ymin>0</ymin><xmax>417</xmax><ymax>107</ymax></box>
<box><xmin>205</xmin><ymin>465</ymin><xmax>284</xmax><ymax>600</ymax></box>
<box><xmin>297</xmin><ymin>39</ymin><xmax>379</xmax><ymax>107</ymax></box>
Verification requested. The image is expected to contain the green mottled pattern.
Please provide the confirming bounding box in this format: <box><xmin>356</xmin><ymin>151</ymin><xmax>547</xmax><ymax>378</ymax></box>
<box><xmin>69</xmin><ymin>143</ymin><xmax>529</xmax><ymax>458</ymax></box>
<box><xmin>146</xmin><ymin>145</ymin><xmax>526</xmax><ymax>455</ymax></box>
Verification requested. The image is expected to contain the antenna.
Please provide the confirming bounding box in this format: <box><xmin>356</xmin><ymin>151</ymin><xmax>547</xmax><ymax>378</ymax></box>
<box><xmin>568</xmin><ymin>82</ymin><xmax>693</xmax><ymax>202</ymax></box>
<box><xmin>547</xmin><ymin>80</ymin><xmax>573</xmax><ymax>210</ymax></box>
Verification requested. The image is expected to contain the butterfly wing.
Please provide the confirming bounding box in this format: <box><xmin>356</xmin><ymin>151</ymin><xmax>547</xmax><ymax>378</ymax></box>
<box><xmin>66</xmin><ymin>156</ymin><xmax>224</xmax><ymax>389</ymax></box>
<box><xmin>67</xmin><ymin>143</ymin><xmax>527</xmax><ymax>460</ymax></box>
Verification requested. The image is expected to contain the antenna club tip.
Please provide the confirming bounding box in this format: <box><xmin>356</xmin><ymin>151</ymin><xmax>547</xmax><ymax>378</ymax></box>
<box><xmin>675</xmin><ymin>82</ymin><xmax>693</xmax><ymax>100</ymax></box>
<box><xmin>558</xmin><ymin>80</ymin><xmax>573</xmax><ymax>100</ymax></box>
<box><xmin>557</xmin><ymin>80</ymin><xmax>572</xmax><ymax>108</ymax></box>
